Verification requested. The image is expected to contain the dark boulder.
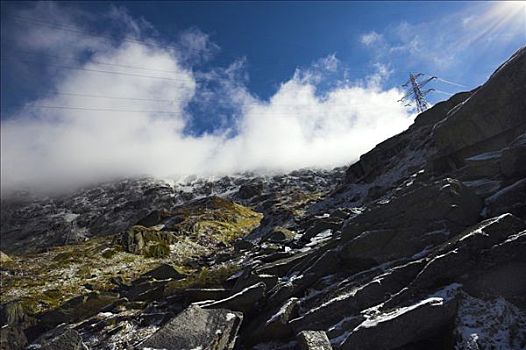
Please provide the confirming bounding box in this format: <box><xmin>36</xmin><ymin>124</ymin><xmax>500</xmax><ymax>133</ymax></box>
<box><xmin>139</xmin><ymin>304</ymin><xmax>243</xmax><ymax>350</ymax></box>
<box><xmin>484</xmin><ymin>178</ymin><xmax>526</xmax><ymax>219</ymax></box>
<box><xmin>244</xmin><ymin>297</ymin><xmax>300</xmax><ymax>345</ymax></box>
<box><xmin>121</xmin><ymin>225</ymin><xmax>175</xmax><ymax>257</ymax></box>
<box><xmin>297</xmin><ymin>330</ymin><xmax>333</xmax><ymax>350</ymax></box>
<box><xmin>389</xmin><ymin>214</ymin><xmax>525</xmax><ymax>305</ymax></box>
<box><xmin>38</xmin><ymin>292</ymin><xmax>119</xmax><ymax>331</ymax></box>
<box><xmin>233</xmin><ymin>238</ymin><xmax>256</xmax><ymax>251</ymax></box>
<box><xmin>501</xmin><ymin>133</ymin><xmax>526</xmax><ymax>178</ymax></box>
<box><xmin>342</xmin><ymin>178</ymin><xmax>482</xmax><ymax>240</ymax></box>
<box><xmin>201</xmin><ymin>282</ymin><xmax>266</xmax><ymax>314</ymax></box>
<box><xmin>340</xmin><ymin>286</ymin><xmax>460</xmax><ymax>350</ymax></box>
<box><xmin>182</xmin><ymin>288</ymin><xmax>231</xmax><ymax>303</ymax></box>
<box><xmin>140</xmin><ymin>263</ymin><xmax>186</xmax><ymax>281</ymax></box>
<box><xmin>232</xmin><ymin>271</ymin><xmax>278</xmax><ymax>294</ymax></box>
<box><xmin>291</xmin><ymin>259</ymin><xmax>425</xmax><ymax>333</ymax></box>
<box><xmin>33</xmin><ymin>329</ymin><xmax>87</xmax><ymax>350</ymax></box>
<box><xmin>302</xmin><ymin>219</ymin><xmax>342</xmax><ymax>242</ymax></box>
<box><xmin>339</xmin><ymin>179</ymin><xmax>482</xmax><ymax>268</ymax></box>
<box><xmin>263</xmin><ymin>226</ymin><xmax>296</xmax><ymax>243</ymax></box>
<box><xmin>135</xmin><ymin>210</ymin><xmax>162</xmax><ymax>227</ymax></box>
<box><xmin>237</xmin><ymin>182</ymin><xmax>264</xmax><ymax>199</ymax></box>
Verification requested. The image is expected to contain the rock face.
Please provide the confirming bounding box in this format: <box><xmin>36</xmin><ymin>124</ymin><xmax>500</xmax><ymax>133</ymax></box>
<box><xmin>139</xmin><ymin>305</ymin><xmax>242</xmax><ymax>350</ymax></box>
<box><xmin>0</xmin><ymin>251</ymin><xmax>12</xmax><ymax>264</ymax></box>
<box><xmin>201</xmin><ymin>282</ymin><xmax>266</xmax><ymax>314</ymax></box>
<box><xmin>297</xmin><ymin>330</ymin><xmax>333</xmax><ymax>350</ymax></box>
<box><xmin>1</xmin><ymin>48</ymin><xmax>525</xmax><ymax>350</ymax></box>
<box><xmin>432</xmin><ymin>47</ymin><xmax>526</xmax><ymax>171</ymax></box>
<box><xmin>34</xmin><ymin>329</ymin><xmax>88</xmax><ymax>350</ymax></box>
<box><xmin>341</xmin><ymin>287</ymin><xmax>459</xmax><ymax>350</ymax></box>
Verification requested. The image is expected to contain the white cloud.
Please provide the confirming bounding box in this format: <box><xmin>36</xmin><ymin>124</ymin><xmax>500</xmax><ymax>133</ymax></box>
<box><xmin>1</xmin><ymin>4</ymin><xmax>413</xmax><ymax>193</ymax></box>
<box><xmin>360</xmin><ymin>31</ymin><xmax>382</xmax><ymax>46</ymax></box>
<box><xmin>176</xmin><ymin>27</ymin><xmax>221</xmax><ymax>65</ymax></box>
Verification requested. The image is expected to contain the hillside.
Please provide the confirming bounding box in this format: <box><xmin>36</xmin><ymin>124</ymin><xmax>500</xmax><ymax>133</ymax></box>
<box><xmin>1</xmin><ymin>47</ymin><xmax>525</xmax><ymax>350</ymax></box>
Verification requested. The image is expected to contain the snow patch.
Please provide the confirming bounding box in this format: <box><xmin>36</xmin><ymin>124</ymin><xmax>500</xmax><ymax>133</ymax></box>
<box><xmin>454</xmin><ymin>293</ymin><xmax>526</xmax><ymax>349</ymax></box>
<box><xmin>225</xmin><ymin>312</ymin><xmax>237</xmax><ymax>322</ymax></box>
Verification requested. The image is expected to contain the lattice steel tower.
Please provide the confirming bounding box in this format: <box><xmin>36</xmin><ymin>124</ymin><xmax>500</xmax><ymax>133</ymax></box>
<box><xmin>398</xmin><ymin>73</ymin><xmax>436</xmax><ymax>113</ymax></box>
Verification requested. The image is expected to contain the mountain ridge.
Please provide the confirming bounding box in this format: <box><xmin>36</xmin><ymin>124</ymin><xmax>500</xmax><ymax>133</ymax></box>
<box><xmin>1</xmin><ymin>46</ymin><xmax>525</xmax><ymax>350</ymax></box>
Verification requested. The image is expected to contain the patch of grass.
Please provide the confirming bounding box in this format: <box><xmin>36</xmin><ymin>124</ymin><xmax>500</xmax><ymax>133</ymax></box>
<box><xmin>164</xmin><ymin>263</ymin><xmax>240</xmax><ymax>296</ymax></box>
<box><xmin>2</xmin><ymin>198</ymin><xmax>262</xmax><ymax>316</ymax></box>
<box><xmin>144</xmin><ymin>242</ymin><xmax>171</xmax><ymax>258</ymax></box>
<box><xmin>0</xmin><ymin>235</ymin><xmax>160</xmax><ymax>314</ymax></box>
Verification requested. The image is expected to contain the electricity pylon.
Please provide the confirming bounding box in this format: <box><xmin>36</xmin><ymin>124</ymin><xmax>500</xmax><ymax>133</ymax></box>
<box><xmin>398</xmin><ymin>73</ymin><xmax>436</xmax><ymax>113</ymax></box>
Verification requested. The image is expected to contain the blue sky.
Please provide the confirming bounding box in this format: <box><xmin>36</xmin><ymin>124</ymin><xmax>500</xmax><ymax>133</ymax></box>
<box><xmin>1</xmin><ymin>1</ymin><xmax>525</xmax><ymax>191</ymax></box>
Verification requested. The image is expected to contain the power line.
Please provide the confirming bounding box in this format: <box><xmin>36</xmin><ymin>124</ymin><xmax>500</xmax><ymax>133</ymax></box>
<box><xmin>3</xmin><ymin>56</ymin><xmax>415</xmax><ymax>108</ymax></box>
<box><xmin>1</xmin><ymin>55</ymin><xmax>194</xmax><ymax>83</ymax></box>
<box><xmin>432</xmin><ymin>89</ymin><xmax>454</xmax><ymax>96</ymax></box>
<box><xmin>434</xmin><ymin>77</ymin><xmax>467</xmax><ymax>88</ymax></box>
<box><xmin>27</xmin><ymin>105</ymin><xmax>181</xmax><ymax>114</ymax></box>
<box><xmin>52</xmin><ymin>92</ymin><xmax>176</xmax><ymax>103</ymax></box>
<box><xmin>422</xmin><ymin>73</ymin><xmax>466</xmax><ymax>88</ymax></box>
<box><xmin>2</xmin><ymin>44</ymin><xmax>186</xmax><ymax>75</ymax></box>
<box><xmin>22</xmin><ymin>104</ymin><xmax>409</xmax><ymax>115</ymax></box>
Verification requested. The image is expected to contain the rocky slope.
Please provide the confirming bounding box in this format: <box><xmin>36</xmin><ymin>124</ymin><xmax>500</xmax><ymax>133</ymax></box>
<box><xmin>1</xmin><ymin>46</ymin><xmax>525</xmax><ymax>350</ymax></box>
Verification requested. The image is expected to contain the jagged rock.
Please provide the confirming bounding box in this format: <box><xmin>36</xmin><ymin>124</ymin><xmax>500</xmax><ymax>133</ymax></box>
<box><xmin>463</xmin><ymin>178</ymin><xmax>501</xmax><ymax>198</ymax></box>
<box><xmin>465</xmin><ymin>229</ymin><xmax>526</xmax><ymax>305</ymax></box>
<box><xmin>297</xmin><ymin>330</ymin><xmax>333</xmax><ymax>350</ymax></box>
<box><xmin>501</xmin><ymin>133</ymin><xmax>526</xmax><ymax>178</ymax></box>
<box><xmin>388</xmin><ymin>214</ymin><xmax>525</xmax><ymax>305</ymax></box>
<box><xmin>122</xmin><ymin>225</ymin><xmax>175</xmax><ymax>257</ymax></box>
<box><xmin>245</xmin><ymin>297</ymin><xmax>299</xmax><ymax>344</ymax></box>
<box><xmin>135</xmin><ymin>210</ymin><xmax>163</xmax><ymax>227</ymax></box>
<box><xmin>256</xmin><ymin>250</ymin><xmax>314</xmax><ymax>277</ymax></box>
<box><xmin>344</xmin><ymin>178</ymin><xmax>482</xmax><ymax>236</ymax></box>
<box><xmin>415</xmin><ymin>91</ymin><xmax>473</xmax><ymax>127</ymax></box>
<box><xmin>291</xmin><ymin>259</ymin><xmax>425</xmax><ymax>333</ymax></box>
<box><xmin>141</xmin><ymin>263</ymin><xmax>186</xmax><ymax>281</ymax></box>
<box><xmin>38</xmin><ymin>292</ymin><xmax>119</xmax><ymax>331</ymax></box>
<box><xmin>484</xmin><ymin>178</ymin><xmax>526</xmax><ymax>219</ymax></box>
<box><xmin>232</xmin><ymin>271</ymin><xmax>278</xmax><ymax>294</ymax></box>
<box><xmin>34</xmin><ymin>329</ymin><xmax>88</xmax><ymax>350</ymax></box>
<box><xmin>233</xmin><ymin>238</ymin><xmax>256</xmax><ymax>251</ymax></box>
<box><xmin>238</xmin><ymin>182</ymin><xmax>264</xmax><ymax>199</ymax></box>
<box><xmin>0</xmin><ymin>302</ymin><xmax>32</xmax><ymax>350</ymax></box>
<box><xmin>302</xmin><ymin>219</ymin><xmax>342</xmax><ymax>242</ymax></box>
<box><xmin>263</xmin><ymin>226</ymin><xmax>296</xmax><ymax>243</ymax></box>
<box><xmin>341</xmin><ymin>87</ymin><xmax>469</xmax><ymax>186</ymax></box>
<box><xmin>0</xmin><ymin>326</ymin><xmax>27</xmax><ymax>350</ymax></box>
<box><xmin>329</xmin><ymin>208</ymin><xmax>351</xmax><ymax>220</ymax></box>
<box><xmin>339</xmin><ymin>178</ymin><xmax>482</xmax><ymax>267</ymax></box>
<box><xmin>183</xmin><ymin>288</ymin><xmax>231</xmax><ymax>303</ymax></box>
<box><xmin>0</xmin><ymin>301</ymin><xmax>29</xmax><ymax>327</ymax></box>
<box><xmin>201</xmin><ymin>282</ymin><xmax>266</xmax><ymax>314</ymax></box>
<box><xmin>340</xmin><ymin>285</ymin><xmax>460</xmax><ymax>350</ymax></box>
<box><xmin>458</xmin><ymin>151</ymin><xmax>502</xmax><ymax>180</ymax></box>
<box><xmin>433</xmin><ymin>47</ymin><xmax>526</xmax><ymax>170</ymax></box>
<box><xmin>340</xmin><ymin>228</ymin><xmax>427</xmax><ymax>269</ymax></box>
<box><xmin>0</xmin><ymin>251</ymin><xmax>12</xmax><ymax>264</ymax></box>
<box><xmin>127</xmin><ymin>280</ymin><xmax>167</xmax><ymax>302</ymax></box>
<box><xmin>454</xmin><ymin>292</ymin><xmax>526</xmax><ymax>349</ymax></box>
<box><xmin>139</xmin><ymin>304</ymin><xmax>242</xmax><ymax>350</ymax></box>
<box><xmin>262</xmin><ymin>297</ymin><xmax>299</xmax><ymax>335</ymax></box>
